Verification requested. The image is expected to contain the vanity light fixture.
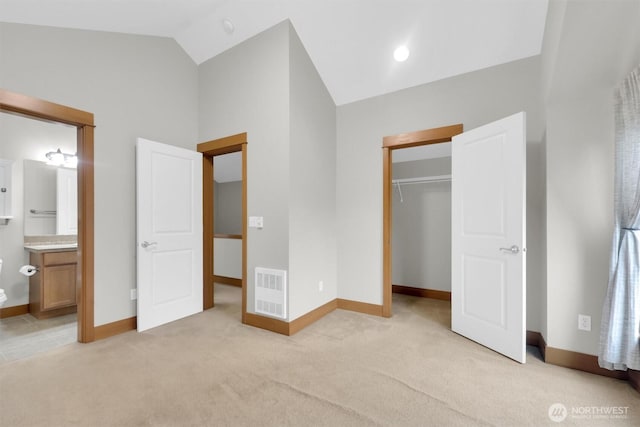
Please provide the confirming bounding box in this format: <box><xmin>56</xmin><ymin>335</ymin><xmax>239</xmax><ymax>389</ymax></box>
<box><xmin>45</xmin><ymin>149</ymin><xmax>77</xmax><ymax>168</ymax></box>
<box><xmin>394</xmin><ymin>45</ymin><xmax>410</xmax><ymax>62</ymax></box>
<box><xmin>45</xmin><ymin>149</ymin><xmax>64</xmax><ymax>166</ymax></box>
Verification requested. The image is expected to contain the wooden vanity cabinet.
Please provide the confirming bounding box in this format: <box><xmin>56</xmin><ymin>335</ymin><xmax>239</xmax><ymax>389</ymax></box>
<box><xmin>29</xmin><ymin>250</ymin><xmax>77</xmax><ymax>319</ymax></box>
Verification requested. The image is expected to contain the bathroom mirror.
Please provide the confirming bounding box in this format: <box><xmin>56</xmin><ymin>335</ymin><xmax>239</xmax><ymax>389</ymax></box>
<box><xmin>23</xmin><ymin>159</ymin><xmax>77</xmax><ymax>236</ymax></box>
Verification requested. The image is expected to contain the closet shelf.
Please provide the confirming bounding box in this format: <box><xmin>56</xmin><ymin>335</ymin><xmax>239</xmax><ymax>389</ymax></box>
<box><xmin>392</xmin><ymin>174</ymin><xmax>451</xmax><ymax>185</ymax></box>
<box><xmin>393</xmin><ymin>175</ymin><xmax>451</xmax><ymax>203</ymax></box>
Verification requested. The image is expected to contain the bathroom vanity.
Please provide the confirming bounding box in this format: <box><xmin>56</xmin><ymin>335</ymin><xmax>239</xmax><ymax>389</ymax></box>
<box><xmin>24</xmin><ymin>245</ymin><xmax>78</xmax><ymax>319</ymax></box>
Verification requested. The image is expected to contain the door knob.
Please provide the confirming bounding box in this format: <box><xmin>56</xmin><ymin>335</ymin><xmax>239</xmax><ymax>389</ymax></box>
<box><xmin>499</xmin><ymin>245</ymin><xmax>520</xmax><ymax>254</ymax></box>
<box><xmin>141</xmin><ymin>241</ymin><xmax>157</xmax><ymax>249</ymax></box>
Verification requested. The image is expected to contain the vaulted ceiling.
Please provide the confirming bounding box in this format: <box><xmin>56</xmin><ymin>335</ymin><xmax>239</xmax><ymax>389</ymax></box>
<box><xmin>0</xmin><ymin>0</ymin><xmax>549</xmax><ymax>106</ymax></box>
<box><xmin>1</xmin><ymin>1</ymin><xmax>549</xmax><ymax>181</ymax></box>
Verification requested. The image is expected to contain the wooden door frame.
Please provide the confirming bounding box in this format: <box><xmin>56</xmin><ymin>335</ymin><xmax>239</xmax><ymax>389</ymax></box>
<box><xmin>382</xmin><ymin>124</ymin><xmax>463</xmax><ymax>317</ymax></box>
<box><xmin>197</xmin><ymin>133</ymin><xmax>247</xmax><ymax>321</ymax></box>
<box><xmin>0</xmin><ymin>89</ymin><xmax>95</xmax><ymax>342</ymax></box>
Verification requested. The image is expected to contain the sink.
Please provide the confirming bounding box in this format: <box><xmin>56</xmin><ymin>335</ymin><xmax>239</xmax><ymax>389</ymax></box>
<box><xmin>24</xmin><ymin>243</ymin><xmax>78</xmax><ymax>252</ymax></box>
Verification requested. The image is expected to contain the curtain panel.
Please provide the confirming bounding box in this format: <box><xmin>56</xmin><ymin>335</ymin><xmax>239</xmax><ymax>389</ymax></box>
<box><xmin>599</xmin><ymin>64</ymin><xmax>640</xmax><ymax>371</ymax></box>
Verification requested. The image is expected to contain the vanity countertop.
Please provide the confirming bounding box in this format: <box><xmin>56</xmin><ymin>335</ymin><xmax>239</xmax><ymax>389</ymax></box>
<box><xmin>24</xmin><ymin>243</ymin><xmax>78</xmax><ymax>252</ymax></box>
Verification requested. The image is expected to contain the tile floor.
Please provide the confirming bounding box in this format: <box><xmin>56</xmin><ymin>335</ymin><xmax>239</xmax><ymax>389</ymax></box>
<box><xmin>0</xmin><ymin>313</ymin><xmax>77</xmax><ymax>363</ymax></box>
<box><xmin>0</xmin><ymin>285</ymin><xmax>238</xmax><ymax>364</ymax></box>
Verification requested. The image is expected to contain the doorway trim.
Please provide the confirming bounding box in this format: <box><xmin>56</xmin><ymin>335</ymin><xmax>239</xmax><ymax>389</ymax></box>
<box><xmin>197</xmin><ymin>133</ymin><xmax>247</xmax><ymax>321</ymax></box>
<box><xmin>382</xmin><ymin>124</ymin><xmax>463</xmax><ymax>317</ymax></box>
<box><xmin>0</xmin><ymin>89</ymin><xmax>95</xmax><ymax>343</ymax></box>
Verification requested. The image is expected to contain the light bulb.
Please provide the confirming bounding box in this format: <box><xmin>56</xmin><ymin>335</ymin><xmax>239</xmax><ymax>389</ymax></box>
<box><xmin>46</xmin><ymin>149</ymin><xmax>65</xmax><ymax>166</ymax></box>
<box><xmin>65</xmin><ymin>155</ymin><xmax>78</xmax><ymax>168</ymax></box>
<box><xmin>394</xmin><ymin>45</ymin><xmax>410</xmax><ymax>62</ymax></box>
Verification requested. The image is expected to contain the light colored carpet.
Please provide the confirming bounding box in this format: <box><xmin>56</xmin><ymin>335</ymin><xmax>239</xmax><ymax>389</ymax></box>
<box><xmin>0</xmin><ymin>284</ymin><xmax>638</xmax><ymax>426</ymax></box>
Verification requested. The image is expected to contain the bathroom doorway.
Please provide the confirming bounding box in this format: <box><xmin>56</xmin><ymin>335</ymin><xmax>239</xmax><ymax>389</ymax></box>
<box><xmin>0</xmin><ymin>90</ymin><xmax>95</xmax><ymax>350</ymax></box>
<box><xmin>0</xmin><ymin>116</ymin><xmax>78</xmax><ymax>362</ymax></box>
<box><xmin>197</xmin><ymin>133</ymin><xmax>248</xmax><ymax>321</ymax></box>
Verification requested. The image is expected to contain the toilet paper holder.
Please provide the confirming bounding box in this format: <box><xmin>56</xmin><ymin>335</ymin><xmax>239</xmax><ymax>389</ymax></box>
<box><xmin>19</xmin><ymin>265</ymin><xmax>39</xmax><ymax>276</ymax></box>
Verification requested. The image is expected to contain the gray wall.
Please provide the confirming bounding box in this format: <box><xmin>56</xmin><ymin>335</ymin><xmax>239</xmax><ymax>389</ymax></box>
<box><xmin>336</xmin><ymin>56</ymin><xmax>545</xmax><ymax>332</ymax></box>
<box><xmin>392</xmin><ymin>157</ymin><xmax>451</xmax><ymax>291</ymax></box>
<box><xmin>541</xmin><ymin>0</ymin><xmax>640</xmax><ymax>355</ymax></box>
<box><xmin>198</xmin><ymin>22</ymin><xmax>291</xmax><ymax>316</ymax></box>
<box><xmin>2</xmin><ymin>20</ymin><xmax>336</xmax><ymax>324</ymax></box>
<box><xmin>0</xmin><ymin>23</ymin><xmax>199</xmax><ymax>326</ymax></box>
<box><xmin>288</xmin><ymin>23</ymin><xmax>337</xmax><ymax>320</ymax></box>
<box><xmin>200</xmin><ymin>21</ymin><xmax>337</xmax><ymax>320</ymax></box>
<box><xmin>214</xmin><ymin>181</ymin><xmax>242</xmax><ymax>235</ymax></box>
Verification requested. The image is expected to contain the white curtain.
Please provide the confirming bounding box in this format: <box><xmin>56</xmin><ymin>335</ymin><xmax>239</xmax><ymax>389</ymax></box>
<box><xmin>599</xmin><ymin>64</ymin><xmax>640</xmax><ymax>371</ymax></box>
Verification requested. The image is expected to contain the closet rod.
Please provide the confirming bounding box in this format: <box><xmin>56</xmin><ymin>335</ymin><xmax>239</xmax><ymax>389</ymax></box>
<box><xmin>392</xmin><ymin>174</ymin><xmax>451</xmax><ymax>185</ymax></box>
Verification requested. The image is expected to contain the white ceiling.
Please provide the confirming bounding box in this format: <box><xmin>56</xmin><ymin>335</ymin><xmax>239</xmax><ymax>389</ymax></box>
<box><xmin>1</xmin><ymin>0</ymin><xmax>548</xmax><ymax>179</ymax></box>
<box><xmin>0</xmin><ymin>0</ymin><xmax>548</xmax><ymax>106</ymax></box>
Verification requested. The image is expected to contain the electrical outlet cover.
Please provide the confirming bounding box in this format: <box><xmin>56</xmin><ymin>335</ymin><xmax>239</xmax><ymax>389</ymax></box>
<box><xmin>578</xmin><ymin>314</ymin><xmax>591</xmax><ymax>331</ymax></box>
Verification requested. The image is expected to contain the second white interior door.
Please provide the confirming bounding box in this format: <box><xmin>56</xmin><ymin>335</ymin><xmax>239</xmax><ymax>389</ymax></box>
<box><xmin>451</xmin><ymin>112</ymin><xmax>527</xmax><ymax>363</ymax></box>
<box><xmin>136</xmin><ymin>137</ymin><xmax>203</xmax><ymax>332</ymax></box>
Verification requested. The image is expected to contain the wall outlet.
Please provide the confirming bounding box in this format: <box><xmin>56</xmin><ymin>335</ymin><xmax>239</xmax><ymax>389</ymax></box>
<box><xmin>578</xmin><ymin>314</ymin><xmax>591</xmax><ymax>331</ymax></box>
<box><xmin>318</xmin><ymin>281</ymin><xmax>323</xmax><ymax>292</ymax></box>
<box><xmin>130</xmin><ymin>289</ymin><xmax>137</xmax><ymax>300</ymax></box>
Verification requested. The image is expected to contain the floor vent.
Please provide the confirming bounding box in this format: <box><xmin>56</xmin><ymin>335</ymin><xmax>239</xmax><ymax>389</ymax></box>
<box><xmin>255</xmin><ymin>267</ymin><xmax>287</xmax><ymax>320</ymax></box>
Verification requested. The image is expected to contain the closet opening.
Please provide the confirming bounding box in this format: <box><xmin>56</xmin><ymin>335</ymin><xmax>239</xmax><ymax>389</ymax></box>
<box><xmin>382</xmin><ymin>124</ymin><xmax>462</xmax><ymax>317</ymax></box>
<box><xmin>391</xmin><ymin>143</ymin><xmax>452</xmax><ymax>301</ymax></box>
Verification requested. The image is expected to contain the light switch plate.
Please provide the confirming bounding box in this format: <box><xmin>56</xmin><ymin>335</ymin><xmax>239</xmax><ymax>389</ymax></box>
<box><xmin>249</xmin><ymin>216</ymin><xmax>264</xmax><ymax>228</ymax></box>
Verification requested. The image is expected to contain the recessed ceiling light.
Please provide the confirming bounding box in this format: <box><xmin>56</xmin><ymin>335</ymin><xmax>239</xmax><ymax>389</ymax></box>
<box><xmin>222</xmin><ymin>18</ymin><xmax>234</xmax><ymax>35</ymax></box>
<box><xmin>394</xmin><ymin>45</ymin><xmax>410</xmax><ymax>62</ymax></box>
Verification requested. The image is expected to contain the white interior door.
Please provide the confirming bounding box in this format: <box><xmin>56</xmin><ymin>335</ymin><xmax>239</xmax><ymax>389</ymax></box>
<box><xmin>136</xmin><ymin>138</ymin><xmax>203</xmax><ymax>332</ymax></box>
<box><xmin>451</xmin><ymin>112</ymin><xmax>526</xmax><ymax>363</ymax></box>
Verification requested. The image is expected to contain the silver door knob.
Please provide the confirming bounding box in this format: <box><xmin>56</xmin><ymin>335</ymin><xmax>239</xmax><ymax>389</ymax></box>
<box><xmin>499</xmin><ymin>245</ymin><xmax>520</xmax><ymax>254</ymax></box>
<box><xmin>141</xmin><ymin>241</ymin><xmax>157</xmax><ymax>249</ymax></box>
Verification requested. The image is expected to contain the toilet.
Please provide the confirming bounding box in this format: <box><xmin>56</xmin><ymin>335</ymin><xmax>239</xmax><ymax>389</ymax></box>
<box><xmin>0</xmin><ymin>259</ymin><xmax>6</xmax><ymax>307</ymax></box>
